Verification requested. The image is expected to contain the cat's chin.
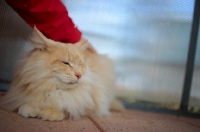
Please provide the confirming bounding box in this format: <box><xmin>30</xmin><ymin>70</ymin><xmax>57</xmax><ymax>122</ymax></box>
<box><xmin>65</xmin><ymin>83</ymin><xmax>78</xmax><ymax>89</ymax></box>
<box><xmin>58</xmin><ymin>83</ymin><xmax>78</xmax><ymax>90</ymax></box>
<box><xmin>55</xmin><ymin>78</ymin><xmax>79</xmax><ymax>89</ymax></box>
<box><xmin>67</xmin><ymin>82</ymin><xmax>78</xmax><ymax>85</ymax></box>
<box><xmin>61</xmin><ymin>81</ymin><xmax>79</xmax><ymax>89</ymax></box>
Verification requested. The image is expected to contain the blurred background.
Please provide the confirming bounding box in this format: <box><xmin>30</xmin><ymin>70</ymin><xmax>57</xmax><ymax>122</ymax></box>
<box><xmin>0</xmin><ymin>0</ymin><xmax>199</xmax><ymax>112</ymax></box>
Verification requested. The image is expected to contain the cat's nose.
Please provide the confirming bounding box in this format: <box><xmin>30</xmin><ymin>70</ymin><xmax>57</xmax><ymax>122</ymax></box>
<box><xmin>75</xmin><ymin>73</ymin><xmax>82</xmax><ymax>79</ymax></box>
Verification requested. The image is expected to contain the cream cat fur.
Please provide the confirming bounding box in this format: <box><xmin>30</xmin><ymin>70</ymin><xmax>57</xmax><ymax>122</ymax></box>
<box><xmin>0</xmin><ymin>27</ymin><xmax>124</xmax><ymax>121</ymax></box>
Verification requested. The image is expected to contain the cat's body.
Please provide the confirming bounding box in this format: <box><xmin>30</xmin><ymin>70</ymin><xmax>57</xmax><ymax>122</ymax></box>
<box><xmin>0</xmin><ymin>27</ymin><xmax>124</xmax><ymax>121</ymax></box>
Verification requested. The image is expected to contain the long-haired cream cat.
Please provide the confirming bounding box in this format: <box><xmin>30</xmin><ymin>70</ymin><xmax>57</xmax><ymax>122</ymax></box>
<box><xmin>0</xmin><ymin>27</ymin><xmax>124</xmax><ymax>121</ymax></box>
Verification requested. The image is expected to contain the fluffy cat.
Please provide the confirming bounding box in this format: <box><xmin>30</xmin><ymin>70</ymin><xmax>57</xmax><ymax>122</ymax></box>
<box><xmin>0</xmin><ymin>27</ymin><xmax>124</xmax><ymax>121</ymax></box>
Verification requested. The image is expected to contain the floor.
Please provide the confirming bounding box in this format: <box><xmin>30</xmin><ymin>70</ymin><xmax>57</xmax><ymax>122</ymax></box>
<box><xmin>0</xmin><ymin>108</ymin><xmax>200</xmax><ymax>132</ymax></box>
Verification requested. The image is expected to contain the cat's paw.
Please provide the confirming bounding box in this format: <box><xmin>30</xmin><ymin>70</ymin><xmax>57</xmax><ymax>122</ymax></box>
<box><xmin>93</xmin><ymin>108</ymin><xmax>110</xmax><ymax>117</ymax></box>
<box><xmin>18</xmin><ymin>104</ymin><xmax>40</xmax><ymax>118</ymax></box>
<box><xmin>38</xmin><ymin>107</ymin><xmax>65</xmax><ymax>121</ymax></box>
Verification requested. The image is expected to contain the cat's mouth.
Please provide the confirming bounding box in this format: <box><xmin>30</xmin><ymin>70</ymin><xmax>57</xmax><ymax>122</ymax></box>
<box><xmin>67</xmin><ymin>82</ymin><xmax>77</xmax><ymax>84</ymax></box>
<box><xmin>67</xmin><ymin>81</ymin><xmax>78</xmax><ymax>84</ymax></box>
<box><xmin>57</xmin><ymin>78</ymin><xmax>78</xmax><ymax>86</ymax></box>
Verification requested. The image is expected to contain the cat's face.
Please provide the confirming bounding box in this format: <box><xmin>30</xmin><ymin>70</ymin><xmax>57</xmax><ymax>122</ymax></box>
<box><xmin>49</xmin><ymin>45</ymin><xmax>87</xmax><ymax>89</ymax></box>
<box><xmin>29</xmin><ymin>27</ymin><xmax>88</xmax><ymax>89</ymax></box>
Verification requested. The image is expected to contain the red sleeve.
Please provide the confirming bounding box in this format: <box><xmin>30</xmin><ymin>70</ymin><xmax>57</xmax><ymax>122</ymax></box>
<box><xmin>5</xmin><ymin>0</ymin><xmax>82</xmax><ymax>44</ymax></box>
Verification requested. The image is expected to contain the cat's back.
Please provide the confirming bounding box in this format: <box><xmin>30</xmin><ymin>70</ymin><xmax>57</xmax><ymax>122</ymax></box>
<box><xmin>83</xmin><ymin>50</ymin><xmax>115</xmax><ymax>89</ymax></box>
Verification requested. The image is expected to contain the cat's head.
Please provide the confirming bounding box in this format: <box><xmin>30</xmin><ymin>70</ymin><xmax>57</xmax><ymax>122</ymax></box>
<box><xmin>27</xmin><ymin>27</ymin><xmax>89</xmax><ymax>89</ymax></box>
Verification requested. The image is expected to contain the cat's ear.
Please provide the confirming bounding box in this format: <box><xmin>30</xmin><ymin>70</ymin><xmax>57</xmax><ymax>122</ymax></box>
<box><xmin>75</xmin><ymin>38</ymin><xmax>89</xmax><ymax>51</ymax></box>
<box><xmin>30</xmin><ymin>26</ymin><xmax>55</xmax><ymax>49</ymax></box>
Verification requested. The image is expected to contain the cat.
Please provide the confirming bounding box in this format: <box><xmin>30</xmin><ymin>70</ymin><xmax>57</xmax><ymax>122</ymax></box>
<box><xmin>0</xmin><ymin>27</ymin><xmax>124</xmax><ymax>121</ymax></box>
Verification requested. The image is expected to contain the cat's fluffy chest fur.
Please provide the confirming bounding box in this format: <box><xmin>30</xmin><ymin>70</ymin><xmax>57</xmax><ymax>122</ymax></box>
<box><xmin>0</xmin><ymin>27</ymin><xmax>124</xmax><ymax>121</ymax></box>
<box><xmin>36</xmin><ymin>68</ymin><xmax>109</xmax><ymax>119</ymax></box>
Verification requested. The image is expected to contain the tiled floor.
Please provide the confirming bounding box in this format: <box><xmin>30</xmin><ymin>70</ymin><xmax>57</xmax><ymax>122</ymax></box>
<box><xmin>0</xmin><ymin>108</ymin><xmax>199</xmax><ymax>132</ymax></box>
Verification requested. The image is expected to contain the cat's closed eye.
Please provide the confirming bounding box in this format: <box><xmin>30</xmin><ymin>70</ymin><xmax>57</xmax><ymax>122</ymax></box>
<box><xmin>62</xmin><ymin>61</ymin><xmax>70</xmax><ymax>66</ymax></box>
